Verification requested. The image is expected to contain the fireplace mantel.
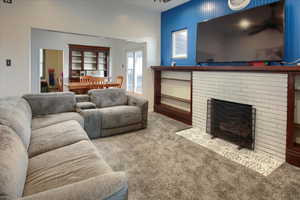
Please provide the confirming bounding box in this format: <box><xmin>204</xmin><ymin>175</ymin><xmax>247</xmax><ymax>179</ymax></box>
<box><xmin>151</xmin><ymin>66</ymin><xmax>300</xmax><ymax>73</ymax></box>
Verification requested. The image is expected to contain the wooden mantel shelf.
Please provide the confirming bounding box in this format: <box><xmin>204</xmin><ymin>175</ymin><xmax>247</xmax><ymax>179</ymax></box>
<box><xmin>151</xmin><ymin>66</ymin><xmax>300</xmax><ymax>73</ymax></box>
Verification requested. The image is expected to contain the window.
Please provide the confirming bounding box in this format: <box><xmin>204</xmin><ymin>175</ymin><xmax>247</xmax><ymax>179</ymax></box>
<box><xmin>126</xmin><ymin>50</ymin><xmax>143</xmax><ymax>94</ymax></box>
<box><xmin>172</xmin><ymin>29</ymin><xmax>188</xmax><ymax>59</ymax></box>
<box><xmin>39</xmin><ymin>49</ymin><xmax>45</xmax><ymax>78</ymax></box>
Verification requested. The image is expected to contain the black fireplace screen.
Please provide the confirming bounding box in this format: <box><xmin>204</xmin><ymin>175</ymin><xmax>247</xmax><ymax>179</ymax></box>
<box><xmin>206</xmin><ymin>99</ymin><xmax>256</xmax><ymax>150</ymax></box>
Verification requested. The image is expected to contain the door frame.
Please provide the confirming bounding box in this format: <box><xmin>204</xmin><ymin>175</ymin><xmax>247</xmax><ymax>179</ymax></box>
<box><xmin>38</xmin><ymin>48</ymin><xmax>64</xmax><ymax>93</ymax></box>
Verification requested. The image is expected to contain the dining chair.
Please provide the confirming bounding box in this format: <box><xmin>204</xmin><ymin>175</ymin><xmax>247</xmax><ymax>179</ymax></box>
<box><xmin>57</xmin><ymin>77</ymin><xmax>63</xmax><ymax>92</ymax></box>
<box><xmin>91</xmin><ymin>77</ymin><xmax>106</xmax><ymax>89</ymax></box>
<box><xmin>80</xmin><ymin>76</ymin><xmax>93</xmax><ymax>83</ymax></box>
<box><xmin>116</xmin><ymin>76</ymin><xmax>124</xmax><ymax>88</ymax></box>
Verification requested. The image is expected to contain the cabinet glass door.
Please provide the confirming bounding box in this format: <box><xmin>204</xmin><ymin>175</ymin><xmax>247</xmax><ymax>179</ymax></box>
<box><xmin>84</xmin><ymin>51</ymin><xmax>97</xmax><ymax>71</ymax></box>
<box><xmin>98</xmin><ymin>52</ymin><xmax>106</xmax><ymax>77</ymax></box>
<box><xmin>71</xmin><ymin>51</ymin><xmax>82</xmax><ymax>71</ymax></box>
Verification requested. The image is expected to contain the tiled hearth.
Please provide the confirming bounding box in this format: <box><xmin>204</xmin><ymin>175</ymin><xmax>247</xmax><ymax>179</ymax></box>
<box><xmin>177</xmin><ymin>128</ymin><xmax>284</xmax><ymax>176</ymax></box>
<box><xmin>193</xmin><ymin>72</ymin><xmax>288</xmax><ymax>161</ymax></box>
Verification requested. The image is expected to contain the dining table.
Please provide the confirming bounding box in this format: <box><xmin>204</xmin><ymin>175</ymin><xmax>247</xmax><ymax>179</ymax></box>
<box><xmin>64</xmin><ymin>81</ymin><xmax>121</xmax><ymax>94</ymax></box>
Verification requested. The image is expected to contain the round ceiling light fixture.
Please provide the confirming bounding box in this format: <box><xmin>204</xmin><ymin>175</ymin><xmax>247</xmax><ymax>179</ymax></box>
<box><xmin>228</xmin><ymin>0</ymin><xmax>251</xmax><ymax>10</ymax></box>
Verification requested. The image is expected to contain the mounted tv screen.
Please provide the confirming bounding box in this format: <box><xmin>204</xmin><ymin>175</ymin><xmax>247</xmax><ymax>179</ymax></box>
<box><xmin>196</xmin><ymin>2</ymin><xmax>284</xmax><ymax>63</ymax></box>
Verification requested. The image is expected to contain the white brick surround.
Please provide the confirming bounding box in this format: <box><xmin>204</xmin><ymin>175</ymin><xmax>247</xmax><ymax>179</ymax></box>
<box><xmin>192</xmin><ymin>72</ymin><xmax>288</xmax><ymax>161</ymax></box>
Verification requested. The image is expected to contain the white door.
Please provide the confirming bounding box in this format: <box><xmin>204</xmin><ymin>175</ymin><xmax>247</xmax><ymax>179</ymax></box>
<box><xmin>126</xmin><ymin>50</ymin><xmax>143</xmax><ymax>94</ymax></box>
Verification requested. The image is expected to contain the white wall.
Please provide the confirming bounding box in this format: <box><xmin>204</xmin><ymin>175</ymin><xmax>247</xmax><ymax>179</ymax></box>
<box><xmin>0</xmin><ymin>0</ymin><xmax>160</xmax><ymax>107</ymax></box>
<box><xmin>0</xmin><ymin>19</ymin><xmax>3</xmax><ymax>96</ymax></box>
<box><xmin>31</xmin><ymin>29</ymin><xmax>130</xmax><ymax>91</ymax></box>
<box><xmin>0</xmin><ymin>23</ymin><xmax>31</xmax><ymax>97</ymax></box>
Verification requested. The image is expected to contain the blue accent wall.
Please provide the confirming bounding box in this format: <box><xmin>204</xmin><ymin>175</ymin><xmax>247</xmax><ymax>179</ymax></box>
<box><xmin>161</xmin><ymin>0</ymin><xmax>300</xmax><ymax>66</ymax></box>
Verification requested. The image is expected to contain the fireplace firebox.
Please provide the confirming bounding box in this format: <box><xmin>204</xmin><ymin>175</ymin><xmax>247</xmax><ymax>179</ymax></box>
<box><xmin>207</xmin><ymin>99</ymin><xmax>256</xmax><ymax>150</ymax></box>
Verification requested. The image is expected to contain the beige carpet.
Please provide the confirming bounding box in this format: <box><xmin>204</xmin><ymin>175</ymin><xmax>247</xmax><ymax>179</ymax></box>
<box><xmin>93</xmin><ymin>113</ymin><xmax>300</xmax><ymax>200</ymax></box>
<box><xmin>176</xmin><ymin>128</ymin><xmax>284</xmax><ymax>176</ymax></box>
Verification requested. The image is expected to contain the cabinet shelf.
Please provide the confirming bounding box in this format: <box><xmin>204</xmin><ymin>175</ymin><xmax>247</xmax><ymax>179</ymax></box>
<box><xmin>84</xmin><ymin>62</ymin><xmax>97</xmax><ymax>64</ymax></box>
<box><xmin>155</xmin><ymin>103</ymin><xmax>192</xmax><ymax>125</ymax></box>
<box><xmin>161</xmin><ymin>94</ymin><xmax>191</xmax><ymax>104</ymax></box>
<box><xmin>294</xmin><ymin>143</ymin><xmax>300</xmax><ymax>148</ymax></box>
<box><xmin>161</xmin><ymin>77</ymin><xmax>191</xmax><ymax>82</ymax></box>
<box><xmin>294</xmin><ymin>123</ymin><xmax>300</xmax><ymax>129</ymax></box>
<box><xmin>294</xmin><ymin>124</ymin><xmax>300</xmax><ymax>145</ymax></box>
<box><xmin>84</xmin><ymin>56</ymin><xmax>97</xmax><ymax>58</ymax></box>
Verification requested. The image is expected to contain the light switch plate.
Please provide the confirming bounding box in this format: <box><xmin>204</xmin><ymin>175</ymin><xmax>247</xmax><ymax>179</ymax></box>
<box><xmin>6</xmin><ymin>59</ymin><xmax>12</xmax><ymax>67</ymax></box>
<box><xmin>3</xmin><ymin>0</ymin><xmax>13</xmax><ymax>4</ymax></box>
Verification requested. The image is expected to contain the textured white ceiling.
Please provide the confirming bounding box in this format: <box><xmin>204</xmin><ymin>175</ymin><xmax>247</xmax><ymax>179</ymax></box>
<box><xmin>121</xmin><ymin>0</ymin><xmax>191</xmax><ymax>12</ymax></box>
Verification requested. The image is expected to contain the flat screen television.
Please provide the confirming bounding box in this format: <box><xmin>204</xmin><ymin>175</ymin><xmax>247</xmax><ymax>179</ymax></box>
<box><xmin>196</xmin><ymin>1</ymin><xmax>284</xmax><ymax>63</ymax></box>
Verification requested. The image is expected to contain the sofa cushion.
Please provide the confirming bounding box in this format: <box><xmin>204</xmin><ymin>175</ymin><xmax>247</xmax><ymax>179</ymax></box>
<box><xmin>28</xmin><ymin>120</ymin><xmax>89</xmax><ymax>158</ymax></box>
<box><xmin>0</xmin><ymin>97</ymin><xmax>32</xmax><ymax>150</ymax></box>
<box><xmin>24</xmin><ymin>141</ymin><xmax>112</xmax><ymax>197</ymax></box>
<box><xmin>99</xmin><ymin>106</ymin><xmax>142</xmax><ymax>129</ymax></box>
<box><xmin>0</xmin><ymin>125</ymin><xmax>28</xmax><ymax>200</ymax></box>
<box><xmin>75</xmin><ymin>94</ymin><xmax>90</xmax><ymax>103</ymax></box>
<box><xmin>20</xmin><ymin>173</ymin><xmax>128</xmax><ymax>200</ymax></box>
<box><xmin>23</xmin><ymin>92</ymin><xmax>76</xmax><ymax>116</ymax></box>
<box><xmin>76</xmin><ymin>102</ymin><xmax>97</xmax><ymax>110</ymax></box>
<box><xmin>89</xmin><ymin>88</ymin><xmax>128</xmax><ymax>108</ymax></box>
<box><xmin>32</xmin><ymin>112</ymin><xmax>84</xmax><ymax>130</ymax></box>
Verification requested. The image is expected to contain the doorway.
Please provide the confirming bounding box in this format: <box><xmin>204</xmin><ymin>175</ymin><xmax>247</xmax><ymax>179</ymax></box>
<box><xmin>126</xmin><ymin>50</ymin><xmax>143</xmax><ymax>94</ymax></box>
<box><xmin>39</xmin><ymin>49</ymin><xmax>64</xmax><ymax>93</ymax></box>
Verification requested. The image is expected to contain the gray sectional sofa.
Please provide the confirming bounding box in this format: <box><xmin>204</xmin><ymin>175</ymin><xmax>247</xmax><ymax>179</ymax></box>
<box><xmin>0</xmin><ymin>89</ymin><xmax>148</xmax><ymax>200</ymax></box>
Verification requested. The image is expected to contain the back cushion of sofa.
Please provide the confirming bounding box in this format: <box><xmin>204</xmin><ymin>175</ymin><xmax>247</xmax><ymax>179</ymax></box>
<box><xmin>0</xmin><ymin>97</ymin><xmax>32</xmax><ymax>150</ymax></box>
<box><xmin>89</xmin><ymin>88</ymin><xmax>128</xmax><ymax>108</ymax></box>
<box><xmin>23</xmin><ymin>92</ymin><xmax>76</xmax><ymax>116</ymax></box>
<box><xmin>0</xmin><ymin>125</ymin><xmax>28</xmax><ymax>200</ymax></box>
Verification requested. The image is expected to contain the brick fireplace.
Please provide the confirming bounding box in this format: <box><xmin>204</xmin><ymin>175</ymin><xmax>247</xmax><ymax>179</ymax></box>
<box><xmin>193</xmin><ymin>72</ymin><xmax>287</xmax><ymax>161</ymax></box>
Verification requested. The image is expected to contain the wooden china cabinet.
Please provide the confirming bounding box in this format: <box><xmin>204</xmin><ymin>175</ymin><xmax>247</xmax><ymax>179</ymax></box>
<box><xmin>287</xmin><ymin>72</ymin><xmax>300</xmax><ymax>167</ymax></box>
<box><xmin>69</xmin><ymin>44</ymin><xmax>110</xmax><ymax>82</ymax></box>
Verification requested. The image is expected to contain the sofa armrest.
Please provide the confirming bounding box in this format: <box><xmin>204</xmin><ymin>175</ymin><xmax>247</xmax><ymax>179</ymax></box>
<box><xmin>127</xmin><ymin>95</ymin><xmax>148</xmax><ymax>128</ymax></box>
<box><xmin>19</xmin><ymin>172</ymin><xmax>128</xmax><ymax>200</ymax></box>
<box><xmin>79</xmin><ymin>109</ymin><xmax>103</xmax><ymax>139</ymax></box>
<box><xmin>75</xmin><ymin>95</ymin><xmax>90</xmax><ymax>103</ymax></box>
